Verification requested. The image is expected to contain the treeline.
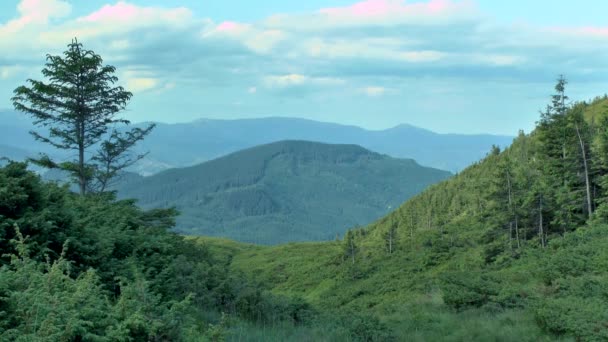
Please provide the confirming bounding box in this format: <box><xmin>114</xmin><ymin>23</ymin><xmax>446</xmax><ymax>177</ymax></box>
<box><xmin>331</xmin><ymin>78</ymin><xmax>608</xmax><ymax>340</ymax></box>
<box><xmin>351</xmin><ymin>78</ymin><xmax>608</xmax><ymax>261</ymax></box>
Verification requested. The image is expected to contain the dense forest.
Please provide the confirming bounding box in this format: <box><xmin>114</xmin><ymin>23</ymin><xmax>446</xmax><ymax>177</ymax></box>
<box><xmin>2</xmin><ymin>38</ymin><xmax>608</xmax><ymax>341</ymax></box>
<box><xmin>113</xmin><ymin>140</ymin><xmax>450</xmax><ymax>244</ymax></box>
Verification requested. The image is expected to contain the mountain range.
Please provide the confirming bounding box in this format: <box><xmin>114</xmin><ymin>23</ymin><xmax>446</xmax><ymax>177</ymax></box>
<box><xmin>0</xmin><ymin>111</ymin><xmax>513</xmax><ymax>174</ymax></box>
<box><xmin>114</xmin><ymin>140</ymin><xmax>451</xmax><ymax>244</ymax></box>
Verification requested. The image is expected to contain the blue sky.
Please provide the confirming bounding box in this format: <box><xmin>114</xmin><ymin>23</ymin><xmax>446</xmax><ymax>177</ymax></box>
<box><xmin>1</xmin><ymin>0</ymin><xmax>607</xmax><ymax>135</ymax></box>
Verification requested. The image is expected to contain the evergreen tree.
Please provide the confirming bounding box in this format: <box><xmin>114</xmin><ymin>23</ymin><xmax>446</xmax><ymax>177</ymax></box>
<box><xmin>536</xmin><ymin>76</ymin><xmax>587</xmax><ymax>235</ymax></box>
<box><xmin>591</xmin><ymin>103</ymin><xmax>608</xmax><ymax>220</ymax></box>
<box><xmin>487</xmin><ymin>150</ymin><xmax>521</xmax><ymax>250</ymax></box>
<box><xmin>12</xmin><ymin>38</ymin><xmax>154</xmax><ymax>195</ymax></box>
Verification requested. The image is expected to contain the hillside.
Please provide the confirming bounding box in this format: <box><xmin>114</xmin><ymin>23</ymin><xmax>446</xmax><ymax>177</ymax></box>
<box><xmin>0</xmin><ymin>112</ymin><xmax>512</xmax><ymax>174</ymax></box>
<box><xmin>201</xmin><ymin>93</ymin><xmax>608</xmax><ymax>340</ymax></box>
<box><xmin>115</xmin><ymin>140</ymin><xmax>451</xmax><ymax>244</ymax></box>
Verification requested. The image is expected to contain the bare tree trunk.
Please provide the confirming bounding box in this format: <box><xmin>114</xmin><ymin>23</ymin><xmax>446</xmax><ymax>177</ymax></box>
<box><xmin>506</xmin><ymin>169</ymin><xmax>517</xmax><ymax>249</ymax></box>
<box><xmin>509</xmin><ymin>222</ymin><xmax>513</xmax><ymax>250</ymax></box>
<box><xmin>575</xmin><ymin>122</ymin><xmax>593</xmax><ymax>220</ymax></box>
<box><xmin>78</xmin><ymin>119</ymin><xmax>86</xmax><ymax>196</ymax></box>
<box><xmin>515</xmin><ymin>216</ymin><xmax>521</xmax><ymax>248</ymax></box>
<box><xmin>539</xmin><ymin>194</ymin><xmax>545</xmax><ymax>248</ymax></box>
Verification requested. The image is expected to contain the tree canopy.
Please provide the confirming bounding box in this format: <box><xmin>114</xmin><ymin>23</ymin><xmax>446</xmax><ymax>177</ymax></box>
<box><xmin>12</xmin><ymin>38</ymin><xmax>154</xmax><ymax>195</ymax></box>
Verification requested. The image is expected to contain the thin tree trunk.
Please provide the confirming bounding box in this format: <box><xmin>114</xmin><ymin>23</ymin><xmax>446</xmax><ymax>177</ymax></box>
<box><xmin>506</xmin><ymin>169</ymin><xmax>517</xmax><ymax>249</ymax></box>
<box><xmin>575</xmin><ymin>122</ymin><xmax>593</xmax><ymax>219</ymax></box>
<box><xmin>515</xmin><ymin>216</ymin><xmax>521</xmax><ymax>248</ymax></box>
<box><xmin>539</xmin><ymin>194</ymin><xmax>545</xmax><ymax>248</ymax></box>
<box><xmin>78</xmin><ymin>119</ymin><xmax>86</xmax><ymax>196</ymax></box>
<box><xmin>509</xmin><ymin>222</ymin><xmax>513</xmax><ymax>251</ymax></box>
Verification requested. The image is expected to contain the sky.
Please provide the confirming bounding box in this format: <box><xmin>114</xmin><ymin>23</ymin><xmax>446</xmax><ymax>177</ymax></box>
<box><xmin>0</xmin><ymin>1</ymin><xmax>607</xmax><ymax>135</ymax></box>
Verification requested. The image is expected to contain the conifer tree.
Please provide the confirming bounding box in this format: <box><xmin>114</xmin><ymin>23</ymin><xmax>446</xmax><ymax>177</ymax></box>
<box><xmin>12</xmin><ymin>38</ymin><xmax>154</xmax><ymax>195</ymax></box>
<box><xmin>591</xmin><ymin>103</ymin><xmax>608</xmax><ymax>219</ymax></box>
<box><xmin>536</xmin><ymin>76</ymin><xmax>587</xmax><ymax>234</ymax></box>
<box><xmin>488</xmin><ymin>151</ymin><xmax>522</xmax><ymax>249</ymax></box>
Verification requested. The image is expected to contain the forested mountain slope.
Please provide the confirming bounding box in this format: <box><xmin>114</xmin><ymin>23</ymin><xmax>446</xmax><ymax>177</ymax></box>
<box><xmin>115</xmin><ymin>140</ymin><xmax>451</xmax><ymax>244</ymax></box>
<box><xmin>214</xmin><ymin>92</ymin><xmax>608</xmax><ymax>340</ymax></box>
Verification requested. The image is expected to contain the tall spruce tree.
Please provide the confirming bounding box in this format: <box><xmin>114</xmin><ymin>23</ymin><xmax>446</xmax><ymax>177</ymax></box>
<box><xmin>536</xmin><ymin>76</ymin><xmax>587</xmax><ymax>234</ymax></box>
<box><xmin>12</xmin><ymin>38</ymin><xmax>154</xmax><ymax>195</ymax></box>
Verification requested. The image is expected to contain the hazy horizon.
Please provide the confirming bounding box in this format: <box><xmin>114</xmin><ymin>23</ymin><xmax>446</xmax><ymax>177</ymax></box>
<box><xmin>1</xmin><ymin>0</ymin><xmax>607</xmax><ymax>135</ymax></box>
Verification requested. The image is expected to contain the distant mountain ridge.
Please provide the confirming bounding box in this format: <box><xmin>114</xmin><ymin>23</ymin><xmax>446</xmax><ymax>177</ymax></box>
<box><xmin>0</xmin><ymin>111</ymin><xmax>513</xmax><ymax>175</ymax></box>
<box><xmin>114</xmin><ymin>140</ymin><xmax>452</xmax><ymax>244</ymax></box>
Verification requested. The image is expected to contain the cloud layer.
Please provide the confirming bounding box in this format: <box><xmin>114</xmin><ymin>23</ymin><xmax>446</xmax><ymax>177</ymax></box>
<box><xmin>0</xmin><ymin>0</ymin><xmax>607</xmax><ymax>134</ymax></box>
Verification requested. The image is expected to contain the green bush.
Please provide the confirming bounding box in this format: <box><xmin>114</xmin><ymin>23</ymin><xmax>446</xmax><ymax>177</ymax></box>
<box><xmin>440</xmin><ymin>271</ymin><xmax>499</xmax><ymax>310</ymax></box>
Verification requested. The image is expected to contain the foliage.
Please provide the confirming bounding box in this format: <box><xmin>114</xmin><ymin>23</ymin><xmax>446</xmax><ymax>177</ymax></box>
<box><xmin>0</xmin><ymin>162</ymin><xmax>322</xmax><ymax>340</ymax></box>
<box><xmin>11</xmin><ymin>38</ymin><xmax>154</xmax><ymax>195</ymax></box>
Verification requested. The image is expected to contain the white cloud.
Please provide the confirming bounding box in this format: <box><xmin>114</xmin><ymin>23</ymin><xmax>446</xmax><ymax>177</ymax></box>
<box><xmin>205</xmin><ymin>21</ymin><xmax>286</xmax><ymax>54</ymax></box>
<box><xmin>0</xmin><ymin>0</ymin><xmax>607</xmax><ymax>115</ymax></box>
<box><xmin>264</xmin><ymin>74</ymin><xmax>307</xmax><ymax>87</ymax></box>
<box><xmin>473</xmin><ymin>54</ymin><xmax>526</xmax><ymax>66</ymax></box>
<box><xmin>0</xmin><ymin>0</ymin><xmax>71</xmax><ymax>45</ymax></box>
<box><xmin>361</xmin><ymin>86</ymin><xmax>388</xmax><ymax>97</ymax></box>
<box><xmin>121</xmin><ymin>69</ymin><xmax>176</xmax><ymax>94</ymax></box>
<box><xmin>126</xmin><ymin>77</ymin><xmax>157</xmax><ymax>93</ymax></box>
<box><xmin>263</xmin><ymin>74</ymin><xmax>344</xmax><ymax>88</ymax></box>
<box><xmin>17</xmin><ymin>0</ymin><xmax>71</xmax><ymax>23</ymax></box>
<box><xmin>264</xmin><ymin>0</ymin><xmax>479</xmax><ymax>31</ymax></box>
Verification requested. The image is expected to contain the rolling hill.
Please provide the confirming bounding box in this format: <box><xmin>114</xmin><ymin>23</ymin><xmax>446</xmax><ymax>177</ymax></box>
<box><xmin>115</xmin><ymin>140</ymin><xmax>451</xmax><ymax>244</ymax></box>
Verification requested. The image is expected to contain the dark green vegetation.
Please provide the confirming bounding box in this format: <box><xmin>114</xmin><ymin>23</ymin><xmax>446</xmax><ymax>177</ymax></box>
<box><xmin>114</xmin><ymin>140</ymin><xmax>451</xmax><ymax>244</ymax></box>
<box><xmin>0</xmin><ymin>162</ymin><xmax>359</xmax><ymax>341</ymax></box>
<box><xmin>0</xmin><ymin>112</ymin><xmax>513</xmax><ymax>175</ymax></box>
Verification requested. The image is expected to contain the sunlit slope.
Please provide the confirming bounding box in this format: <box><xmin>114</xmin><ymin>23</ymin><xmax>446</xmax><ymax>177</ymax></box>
<box><xmin>582</xmin><ymin>95</ymin><xmax>608</xmax><ymax>123</ymax></box>
<box><xmin>220</xmin><ymin>98</ymin><xmax>608</xmax><ymax>340</ymax></box>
